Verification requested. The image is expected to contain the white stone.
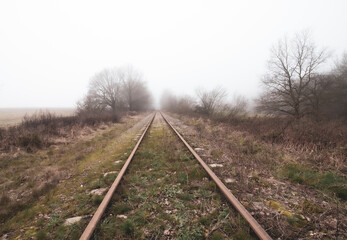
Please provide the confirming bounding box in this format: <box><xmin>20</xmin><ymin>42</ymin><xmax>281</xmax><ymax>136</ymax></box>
<box><xmin>64</xmin><ymin>216</ymin><xmax>88</xmax><ymax>226</ymax></box>
<box><xmin>114</xmin><ymin>160</ymin><xmax>122</xmax><ymax>164</ymax></box>
<box><xmin>224</xmin><ymin>178</ymin><xmax>235</xmax><ymax>183</ymax></box>
<box><xmin>90</xmin><ymin>188</ymin><xmax>108</xmax><ymax>196</ymax></box>
<box><xmin>117</xmin><ymin>214</ymin><xmax>127</xmax><ymax>219</ymax></box>
<box><xmin>103</xmin><ymin>171</ymin><xmax>118</xmax><ymax>177</ymax></box>
<box><xmin>164</xmin><ymin>198</ymin><xmax>169</xmax><ymax>205</ymax></box>
<box><xmin>209</xmin><ymin>163</ymin><xmax>223</xmax><ymax>168</ymax></box>
<box><xmin>194</xmin><ymin>148</ymin><xmax>204</xmax><ymax>151</ymax></box>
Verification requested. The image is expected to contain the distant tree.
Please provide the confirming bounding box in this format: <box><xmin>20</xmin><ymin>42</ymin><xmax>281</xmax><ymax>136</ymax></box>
<box><xmin>257</xmin><ymin>31</ymin><xmax>328</xmax><ymax>118</ymax></box>
<box><xmin>226</xmin><ymin>95</ymin><xmax>248</xmax><ymax>118</ymax></box>
<box><xmin>160</xmin><ymin>90</ymin><xmax>178</xmax><ymax>112</ymax></box>
<box><xmin>122</xmin><ymin>66</ymin><xmax>152</xmax><ymax>111</ymax></box>
<box><xmin>85</xmin><ymin>68</ymin><xmax>124</xmax><ymax>115</ymax></box>
<box><xmin>304</xmin><ymin>74</ymin><xmax>333</xmax><ymax>118</ymax></box>
<box><xmin>175</xmin><ymin>95</ymin><xmax>195</xmax><ymax>114</ymax></box>
<box><xmin>196</xmin><ymin>87</ymin><xmax>227</xmax><ymax>115</ymax></box>
<box><xmin>77</xmin><ymin>66</ymin><xmax>153</xmax><ymax>115</ymax></box>
<box><xmin>327</xmin><ymin>53</ymin><xmax>347</xmax><ymax>118</ymax></box>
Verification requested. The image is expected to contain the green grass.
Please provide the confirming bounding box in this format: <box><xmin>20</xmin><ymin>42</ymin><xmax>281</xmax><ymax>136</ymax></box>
<box><xmin>279</xmin><ymin>163</ymin><xmax>347</xmax><ymax>200</ymax></box>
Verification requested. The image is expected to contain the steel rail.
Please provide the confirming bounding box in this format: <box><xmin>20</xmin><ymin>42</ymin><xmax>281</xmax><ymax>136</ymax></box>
<box><xmin>80</xmin><ymin>113</ymin><xmax>156</xmax><ymax>240</ymax></box>
<box><xmin>160</xmin><ymin>112</ymin><xmax>272</xmax><ymax>240</ymax></box>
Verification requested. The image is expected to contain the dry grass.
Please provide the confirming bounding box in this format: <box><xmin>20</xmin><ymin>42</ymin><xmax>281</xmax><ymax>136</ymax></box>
<box><xmin>0</xmin><ymin>108</ymin><xmax>74</xmax><ymax>128</ymax></box>
<box><xmin>0</xmin><ymin>110</ymin><xmax>121</xmax><ymax>152</ymax></box>
<box><xmin>167</xmin><ymin>113</ymin><xmax>347</xmax><ymax>239</ymax></box>
<box><xmin>0</xmin><ymin>113</ymin><xmax>150</xmax><ymax>239</ymax></box>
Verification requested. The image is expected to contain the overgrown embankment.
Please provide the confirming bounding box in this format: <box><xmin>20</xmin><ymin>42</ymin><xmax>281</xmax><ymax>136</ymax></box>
<box><xmin>0</xmin><ymin>113</ymin><xmax>150</xmax><ymax>239</ymax></box>
<box><xmin>166</xmin><ymin>113</ymin><xmax>347</xmax><ymax>239</ymax></box>
<box><xmin>0</xmin><ymin>111</ymin><xmax>121</xmax><ymax>153</ymax></box>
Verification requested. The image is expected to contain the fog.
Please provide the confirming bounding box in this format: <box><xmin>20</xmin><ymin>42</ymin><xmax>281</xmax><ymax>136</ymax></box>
<box><xmin>0</xmin><ymin>0</ymin><xmax>346</xmax><ymax>108</ymax></box>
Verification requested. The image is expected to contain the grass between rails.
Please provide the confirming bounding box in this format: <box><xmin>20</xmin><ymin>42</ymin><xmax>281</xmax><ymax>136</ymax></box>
<box><xmin>92</xmin><ymin>116</ymin><xmax>256</xmax><ymax>240</ymax></box>
<box><xmin>0</xmin><ymin>114</ymin><xmax>151</xmax><ymax>239</ymax></box>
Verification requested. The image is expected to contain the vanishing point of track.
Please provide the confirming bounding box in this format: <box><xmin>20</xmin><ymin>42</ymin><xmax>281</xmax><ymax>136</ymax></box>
<box><xmin>80</xmin><ymin>112</ymin><xmax>272</xmax><ymax>240</ymax></box>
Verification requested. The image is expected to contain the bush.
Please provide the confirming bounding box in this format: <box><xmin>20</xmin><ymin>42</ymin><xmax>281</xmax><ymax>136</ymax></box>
<box><xmin>18</xmin><ymin>134</ymin><xmax>43</xmax><ymax>150</ymax></box>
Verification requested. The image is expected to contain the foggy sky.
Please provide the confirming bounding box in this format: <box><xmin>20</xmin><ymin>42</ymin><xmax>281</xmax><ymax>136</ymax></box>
<box><xmin>0</xmin><ymin>0</ymin><xmax>346</xmax><ymax>108</ymax></box>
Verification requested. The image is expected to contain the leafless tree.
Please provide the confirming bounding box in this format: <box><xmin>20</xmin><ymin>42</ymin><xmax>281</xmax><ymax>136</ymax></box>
<box><xmin>227</xmin><ymin>95</ymin><xmax>248</xmax><ymax>118</ymax></box>
<box><xmin>160</xmin><ymin>90</ymin><xmax>178</xmax><ymax>111</ymax></box>
<box><xmin>122</xmin><ymin>66</ymin><xmax>152</xmax><ymax>111</ymax></box>
<box><xmin>257</xmin><ymin>31</ymin><xmax>328</xmax><ymax>118</ymax></box>
<box><xmin>327</xmin><ymin>53</ymin><xmax>347</xmax><ymax>118</ymax></box>
<box><xmin>78</xmin><ymin>68</ymin><xmax>124</xmax><ymax>115</ymax></box>
<box><xmin>78</xmin><ymin>66</ymin><xmax>153</xmax><ymax>115</ymax></box>
<box><xmin>176</xmin><ymin>95</ymin><xmax>195</xmax><ymax>114</ymax></box>
<box><xmin>196</xmin><ymin>87</ymin><xmax>227</xmax><ymax>115</ymax></box>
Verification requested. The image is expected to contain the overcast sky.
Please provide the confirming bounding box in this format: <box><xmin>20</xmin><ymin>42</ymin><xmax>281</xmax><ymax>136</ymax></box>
<box><xmin>0</xmin><ymin>0</ymin><xmax>346</xmax><ymax>108</ymax></box>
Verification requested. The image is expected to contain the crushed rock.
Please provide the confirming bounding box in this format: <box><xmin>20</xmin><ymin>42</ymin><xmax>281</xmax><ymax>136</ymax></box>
<box><xmin>224</xmin><ymin>178</ymin><xmax>235</xmax><ymax>183</ymax></box>
<box><xmin>194</xmin><ymin>148</ymin><xmax>204</xmax><ymax>151</ymax></box>
<box><xmin>209</xmin><ymin>163</ymin><xmax>223</xmax><ymax>168</ymax></box>
<box><xmin>114</xmin><ymin>160</ymin><xmax>122</xmax><ymax>164</ymax></box>
<box><xmin>117</xmin><ymin>214</ymin><xmax>127</xmax><ymax>219</ymax></box>
<box><xmin>103</xmin><ymin>171</ymin><xmax>118</xmax><ymax>177</ymax></box>
<box><xmin>64</xmin><ymin>215</ymin><xmax>89</xmax><ymax>226</ymax></box>
<box><xmin>89</xmin><ymin>188</ymin><xmax>108</xmax><ymax>195</ymax></box>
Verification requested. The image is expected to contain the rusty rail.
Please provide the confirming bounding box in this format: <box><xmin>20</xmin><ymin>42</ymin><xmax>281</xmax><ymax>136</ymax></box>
<box><xmin>80</xmin><ymin>113</ymin><xmax>155</xmax><ymax>240</ymax></box>
<box><xmin>160</xmin><ymin>112</ymin><xmax>272</xmax><ymax>240</ymax></box>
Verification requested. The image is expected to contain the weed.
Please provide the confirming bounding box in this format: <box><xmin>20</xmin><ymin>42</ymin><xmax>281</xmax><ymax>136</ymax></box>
<box><xmin>211</xmin><ymin>149</ymin><xmax>224</xmax><ymax>158</ymax></box>
<box><xmin>286</xmin><ymin>215</ymin><xmax>307</xmax><ymax>228</ymax></box>
<box><xmin>177</xmin><ymin>224</ymin><xmax>204</xmax><ymax>239</ymax></box>
<box><xmin>280</xmin><ymin>164</ymin><xmax>347</xmax><ymax>200</ymax></box>
<box><xmin>93</xmin><ymin>195</ymin><xmax>103</xmax><ymax>205</ymax></box>
<box><xmin>121</xmin><ymin>219</ymin><xmax>135</xmax><ymax>236</ymax></box>
<box><xmin>211</xmin><ymin>231</ymin><xmax>224</xmax><ymax>240</ymax></box>
<box><xmin>233</xmin><ymin>229</ymin><xmax>251</xmax><ymax>240</ymax></box>
<box><xmin>36</xmin><ymin>229</ymin><xmax>48</xmax><ymax>240</ymax></box>
<box><xmin>111</xmin><ymin>203</ymin><xmax>131</xmax><ymax>215</ymax></box>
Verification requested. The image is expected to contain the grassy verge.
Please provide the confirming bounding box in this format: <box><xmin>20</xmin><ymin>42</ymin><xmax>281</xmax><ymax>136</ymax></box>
<box><xmin>278</xmin><ymin>163</ymin><xmax>347</xmax><ymax>200</ymax></box>
<box><xmin>0</xmin><ymin>114</ymin><xmax>150</xmax><ymax>239</ymax></box>
<box><xmin>92</xmin><ymin>116</ymin><xmax>256</xmax><ymax>240</ymax></box>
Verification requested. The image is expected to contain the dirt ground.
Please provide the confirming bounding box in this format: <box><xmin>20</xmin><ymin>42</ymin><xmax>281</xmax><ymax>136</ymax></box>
<box><xmin>165</xmin><ymin>113</ymin><xmax>347</xmax><ymax>240</ymax></box>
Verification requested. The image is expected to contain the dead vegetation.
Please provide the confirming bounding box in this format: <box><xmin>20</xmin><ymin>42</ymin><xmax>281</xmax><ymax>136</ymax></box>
<box><xmin>165</xmin><ymin>113</ymin><xmax>347</xmax><ymax>239</ymax></box>
<box><xmin>0</xmin><ymin>111</ymin><xmax>149</xmax><ymax>231</ymax></box>
<box><xmin>0</xmin><ymin>111</ymin><xmax>121</xmax><ymax>152</ymax></box>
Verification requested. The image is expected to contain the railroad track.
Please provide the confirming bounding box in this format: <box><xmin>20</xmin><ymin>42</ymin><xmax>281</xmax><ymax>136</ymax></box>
<box><xmin>80</xmin><ymin>112</ymin><xmax>272</xmax><ymax>240</ymax></box>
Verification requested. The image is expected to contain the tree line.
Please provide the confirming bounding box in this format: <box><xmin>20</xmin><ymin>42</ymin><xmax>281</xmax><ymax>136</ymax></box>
<box><xmin>257</xmin><ymin>31</ymin><xmax>347</xmax><ymax>119</ymax></box>
<box><xmin>160</xmin><ymin>31</ymin><xmax>347</xmax><ymax>121</ymax></box>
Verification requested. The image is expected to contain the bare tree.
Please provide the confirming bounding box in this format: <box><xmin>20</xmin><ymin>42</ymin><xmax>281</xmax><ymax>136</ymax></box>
<box><xmin>196</xmin><ymin>87</ymin><xmax>227</xmax><ymax>115</ymax></box>
<box><xmin>79</xmin><ymin>68</ymin><xmax>124</xmax><ymax>115</ymax></box>
<box><xmin>160</xmin><ymin>90</ymin><xmax>178</xmax><ymax>112</ymax></box>
<box><xmin>78</xmin><ymin>66</ymin><xmax>153</xmax><ymax>115</ymax></box>
<box><xmin>257</xmin><ymin>31</ymin><xmax>328</xmax><ymax>118</ymax></box>
<box><xmin>122</xmin><ymin>66</ymin><xmax>152</xmax><ymax>111</ymax></box>
<box><xmin>227</xmin><ymin>95</ymin><xmax>248</xmax><ymax>118</ymax></box>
